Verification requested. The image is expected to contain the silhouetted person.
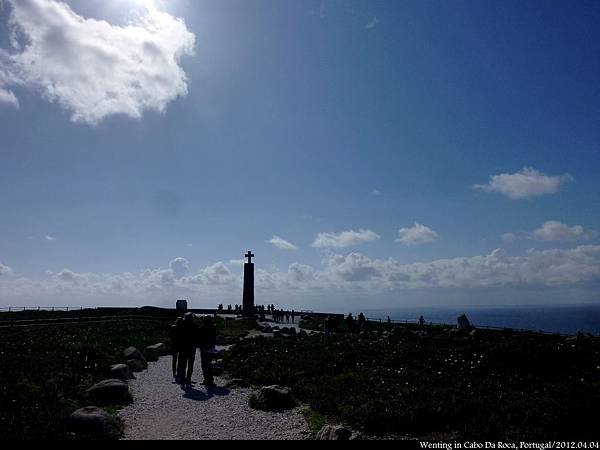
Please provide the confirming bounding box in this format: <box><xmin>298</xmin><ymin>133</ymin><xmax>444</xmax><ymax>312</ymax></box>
<box><xmin>168</xmin><ymin>317</ymin><xmax>183</xmax><ymax>381</ymax></box>
<box><xmin>419</xmin><ymin>315</ymin><xmax>425</xmax><ymax>326</ymax></box>
<box><xmin>177</xmin><ymin>313</ymin><xmax>199</xmax><ymax>387</ymax></box>
<box><xmin>346</xmin><ymin>313</ymin><xmax>356</xmax><ymax>333</ymax></box>
<box><xmin>199</xmin><ymin>316</ymin><xmax>217</xmax><ymax>386</ymax></box>
<box><xmin>358</xmin><ymin>312</ymin><xmax>366</xmax><ymax>331</ymax></box>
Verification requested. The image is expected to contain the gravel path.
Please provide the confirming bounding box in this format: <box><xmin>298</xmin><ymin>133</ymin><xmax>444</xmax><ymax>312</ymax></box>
<box><xmin>118</xmin><ymin>351</ymin><xmax>310</xmax><ymax>440</ymax></box>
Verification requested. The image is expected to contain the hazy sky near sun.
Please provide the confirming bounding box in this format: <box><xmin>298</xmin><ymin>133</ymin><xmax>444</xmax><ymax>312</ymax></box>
<box><xmin>1</xmin><ymin>0</ymin><xmax>599</xmax><ymax>311</ymax></box>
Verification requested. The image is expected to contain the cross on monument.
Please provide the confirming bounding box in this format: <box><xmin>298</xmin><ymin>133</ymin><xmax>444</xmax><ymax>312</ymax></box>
<box><xmin>245</xmin><ymin>251</ymin><xmax>255</xmax><ymax>264</ymax></box>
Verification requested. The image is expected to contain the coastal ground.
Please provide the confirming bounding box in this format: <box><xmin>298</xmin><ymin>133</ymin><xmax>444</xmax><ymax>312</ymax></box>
<box><xmin>118</xmin><ymin>350</ymin><xmax>310</xmax><ymax>440</ymax></box>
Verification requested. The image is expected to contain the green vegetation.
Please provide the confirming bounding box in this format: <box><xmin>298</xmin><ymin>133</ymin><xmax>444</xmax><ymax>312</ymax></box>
<box><xmin>222</xmin><ymin>325</ymin><xmax>600</xmax><ymax>440</ymax></box>
<box><xmin>0</xmin><ymin>318</ymin><xmax>172</xmax><ymax>440</ymax></box>
<box><xmin>213</xmin><ymin>317</ymin><xmax>257</xmax><ymax>338</ymax></box>
<box><xmin>0</xmin><ymin>310</ymin><xmax>257</xmax><ymax>440</ymax></box>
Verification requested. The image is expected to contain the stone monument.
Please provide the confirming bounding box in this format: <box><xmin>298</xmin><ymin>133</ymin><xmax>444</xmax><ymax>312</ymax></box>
<box><xmin>242</xmin><ymin>251</ymin><xmax>255</xmax><ymax>315</ymax></box>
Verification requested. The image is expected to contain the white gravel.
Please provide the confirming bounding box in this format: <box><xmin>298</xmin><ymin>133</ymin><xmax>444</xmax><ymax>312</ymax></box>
<box><xmin>118</xmin><ymin>351</ymin><xmax>310</xmax><ymax>440</ymax></box>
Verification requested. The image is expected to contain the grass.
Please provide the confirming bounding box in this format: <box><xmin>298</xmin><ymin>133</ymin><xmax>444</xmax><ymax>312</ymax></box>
<box><xmin>0</xmin><ymin>318</ymin><xmax>173</xmax><ymax>440</ymax></box>
<box><xmin>0</xmin><ymin>311</ymin><xmax>256</xmax><ymax>440</ymax></box>
<box><xmin>214</xmin><ymin>317</ymin><xmax>258</xmax><ymax>338</ymax></box>
<box><xmin>221</xmin><ymin>324</ymin><xmax>600</xmax><ymax>440</ymax></box>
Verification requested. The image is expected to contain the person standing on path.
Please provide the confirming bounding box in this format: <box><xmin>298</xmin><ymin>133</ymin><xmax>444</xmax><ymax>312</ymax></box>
<box><xmin>198</xmin><ymin>315</ymin><xmax>217</xmax><ymax>386</ymax></box>
<box><xmin>168</xmin><ymin>317</ymin><xmax>183</xmax><ymax>382</ymax></box>
<box><xmin>177</xmin><ymin>312</ymin><xmax>199</xmax><ymax>388</ymax></box>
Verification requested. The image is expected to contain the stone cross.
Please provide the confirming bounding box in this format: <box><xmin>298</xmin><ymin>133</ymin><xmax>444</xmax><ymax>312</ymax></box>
<box><xmin>245</xmin><ymin>251</ymin><xmax>255</xmax><ymax>264</ymax></box>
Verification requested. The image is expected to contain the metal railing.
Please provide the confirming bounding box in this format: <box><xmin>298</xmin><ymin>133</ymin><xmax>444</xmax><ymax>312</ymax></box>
<box><xmin>0</xmin><ymin>306</ymin><xmax>85</xmax><ymax>312</ymax></box>
<box><xmin>365</xmin><ymin>317</ymin><xmax>571</xmax><ymax>336</ymax></box>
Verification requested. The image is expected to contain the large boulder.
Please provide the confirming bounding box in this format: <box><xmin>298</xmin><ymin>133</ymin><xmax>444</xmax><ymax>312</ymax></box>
<box><xmin>123</xmin><ymin>347</ymin><xmax>146</xmax><ymax>363</ymax></box>
<box><xmin>457</xmin><ymin>314</ymin><xmax>472</xmax><ymax>330</ymax></box>
<box><xmin>316</xmin><ymin>425</ymin><xmax>353</xmax><ymax>440</ymax></box>
<box><xmin>69</xmin><ymin>407</ymin><xmax>122</xmax><ymax>438</ymax></box>
<box><xmin>144</xmin><ymin>344</ymin><xmax>165</xmax><ymax>362</ymax></box>
<box><xmin>87</xmin><ymin>379</ymin><xmax>132</xmax><ymax>406</ymax></box>
<box><xmin>249</xmin><ymin>385</ymin><xmax>296</xmax><ymax>411</ymax></box>
<box><xmin>110</xmin><ymin>364</ymin><xmax>134</xmax><ymax>381</ymax></box>
<box><xmin>126</xmin><ymin>358</ymin><xmax>147</xmax><ymax>372</ymax></box>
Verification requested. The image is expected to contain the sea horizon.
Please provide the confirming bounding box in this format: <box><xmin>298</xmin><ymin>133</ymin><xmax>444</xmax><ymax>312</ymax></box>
<box><xmin>363</xmin><ymin>303</ymin><xmax>600</xmax><ymax>335</ymax></box>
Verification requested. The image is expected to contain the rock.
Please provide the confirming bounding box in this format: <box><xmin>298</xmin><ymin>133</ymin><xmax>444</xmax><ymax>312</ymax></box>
<box><xmin>126</xmin><ymin>358</ymin><xmax>147</xmax><ymax>372</ymax></box>
<box><xmin>289</xmin><ymin>327</ymin><xmax>297</xmax><ymax>336</ymax></box>
<box><xmin>469</xmin><ymin>329</ymin><xmax>479</xmax><ymax>338</ymax></box>
<box><xmin>281</xmin><ymin>327</ymin><xmax>290</xmax><ymax>334</ymax></box>
<box><xmin>123</xmin><ymin>347</ymin><xmax>146</xmax><ymax>363</ymax></box>
<box><xmin>299</xmin><ymin>330</ymin><xmax>308</xmax><ymax>337</ymax></box>
<box><xmin>262</xmin><ymin>326</ymin><xmax>273</xmax><ymax>333</ymax></box>
<box><xmin>272</xmin><ymin>326</ymin><xmax>280</xmax><ymax>331</ymax></box>
<box><xmin>69</xmin><ymin>407</ymin><xmax>121</xmax><ymax>438</ymax></box>
<box><xmin>144</xmin><ymin>343</ymin><xmax>167</xmax><ymax>361</ymax></box>
<box><xmin>273</xmin><ymin>330</ymin><xmax>282</xmax><ymax>338</ymax></box>
<box><xmin>249</xmin><ymin>385</ymin><xmax>296</xmax><ymax>411</ymax></box>
<box><xmin>215</xmin><ymin>335</ymin><xmax>229</xmax><ymax>345</ymax></box>
<box><xmin>457</xmin><ymin>314</ymin><xmax>471</xmax><ymax>330</ymax></box>
<box><xmin>87</xmin><ymin>379</ymin><xmax>132</xmax><ymax>406</ymax></box>
<box><xmin>316</xmin><ymin>425</ymin><xmax>353</xmax><ymax>440</ymax></box>
<box><xmin>110</xmin><ymin>364</ymin><xmax>134</xmax><ymax>381</ymax></box>
<box><xmin>212</xmin><ymin>364</ymin><xmax>224</xmax><ymax>377</ymax></box>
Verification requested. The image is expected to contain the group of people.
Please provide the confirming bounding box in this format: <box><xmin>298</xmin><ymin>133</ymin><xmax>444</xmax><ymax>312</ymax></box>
<box><xmin>168</xmin><ymin>313</ymin><xmax>217</xmax><ymax>388</ymax></box>
<box><xmin>272</xmin><ymin>309</ymin><xmax>296</xmax><ymax>324</ymax></box>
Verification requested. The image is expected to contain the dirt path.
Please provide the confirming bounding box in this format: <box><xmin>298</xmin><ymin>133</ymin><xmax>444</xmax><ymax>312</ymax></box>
<box><xmin>118</xmin><ymin>352</ymin><xmax>310</xmax><ymax>440</ymax></box>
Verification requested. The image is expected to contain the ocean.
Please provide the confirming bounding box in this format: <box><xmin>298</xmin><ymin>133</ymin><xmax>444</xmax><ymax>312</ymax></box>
<box><xmin>363</xmin><ymin>304</ymin><xmax>600</xmax><ymax>335</ymax></box>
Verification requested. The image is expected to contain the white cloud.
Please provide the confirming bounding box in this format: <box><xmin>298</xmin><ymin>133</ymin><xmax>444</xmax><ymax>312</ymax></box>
<box><xmin>45</xmin><ymin>235</ymin><xmax>57</xmax><ymax>242</ymax></box>
<box><xmin>0</xmin><ymin>263</ymin><xmax>13</xmax><ymax>275</ymax></box>
<box><xmin>0</xmin><ymin>87</ymin><xmax>19</xmax><ymax>108</ymax></box>
<box><xmin>287</xmin><ymin>263</ymin><xmax>316</xmax><ymax>283</ymax></box>
<box><xmin>228</xmin><ymin>259</ymin><xmax>244</xmax><ymax>266</ymax></box>
<box><xmin>0</xmin><ymin>0</ymin><xmax>195</xmax><ymax>125</ymax></box>
<box><xmin>372</xmin><ymin>189</ymin><xmax>381</xmax><ymax>196</ymax></box>
<box><xmin>396</xmin><ymin>223</ymin><xmax>439</xmax><ymax>246</ymax></box>
<box><xmin>169</xmin><ymin>257</ymin><xmax>190</xmax><ymax>279</ymax></box>
<box><xmin>502</xmin><ymin>221</ymin><xmax>597</xmax><ymax>242</ymax></box>
<box><xmin>530</xmin><ymin>221</ymin><xmax>597</xmax><ymax>242</ymax></box>
<box><xmin>474</xmin><ymin>168</ymin><xmax>573</xmax><ymax>200</ymax></box>
<box><xmin>184</xmin><ymin>262</ymin><xmax>237</xmax><ymax>286</ymax></box>
<box><xmin>2</xmin><ymin>246</ymin><xmax>600</xmax><ymax>308</ymax></box>
<box><xmin>320</xmin><ymin>246</ymin><xmax>600</xmax><ymax>289</ymax></box>
<box><xmin>268</xmin><ymin>236</ymin><xmax>298</xmax><ymax>251</ymax></box>
<box><xmin>501</xmin><ymin>233</ymin><xmax>517</xmax><ymax>242</ymax></box>
<box><xmin>366</xmin><ymin>16</ymin><xmax>379</xmax><ymax>29</ymax></box>
<box><xmin>312</xmin><ymin>229</ymin><xmax>380</xmax><ymax>249</ymax></box>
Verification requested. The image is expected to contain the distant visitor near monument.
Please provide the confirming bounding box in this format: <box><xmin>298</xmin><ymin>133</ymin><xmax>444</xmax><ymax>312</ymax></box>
<box><xmin>242</xmin><ymin>251</ymin><xmax>255</xmax><ymax>315</ymax></box>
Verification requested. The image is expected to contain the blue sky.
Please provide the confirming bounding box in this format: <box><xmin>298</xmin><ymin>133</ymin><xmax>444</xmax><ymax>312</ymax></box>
<box><xmin>0</xmin><ymin>0</ymin><xmax>599</xmax><ymax>310</ymax></box>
